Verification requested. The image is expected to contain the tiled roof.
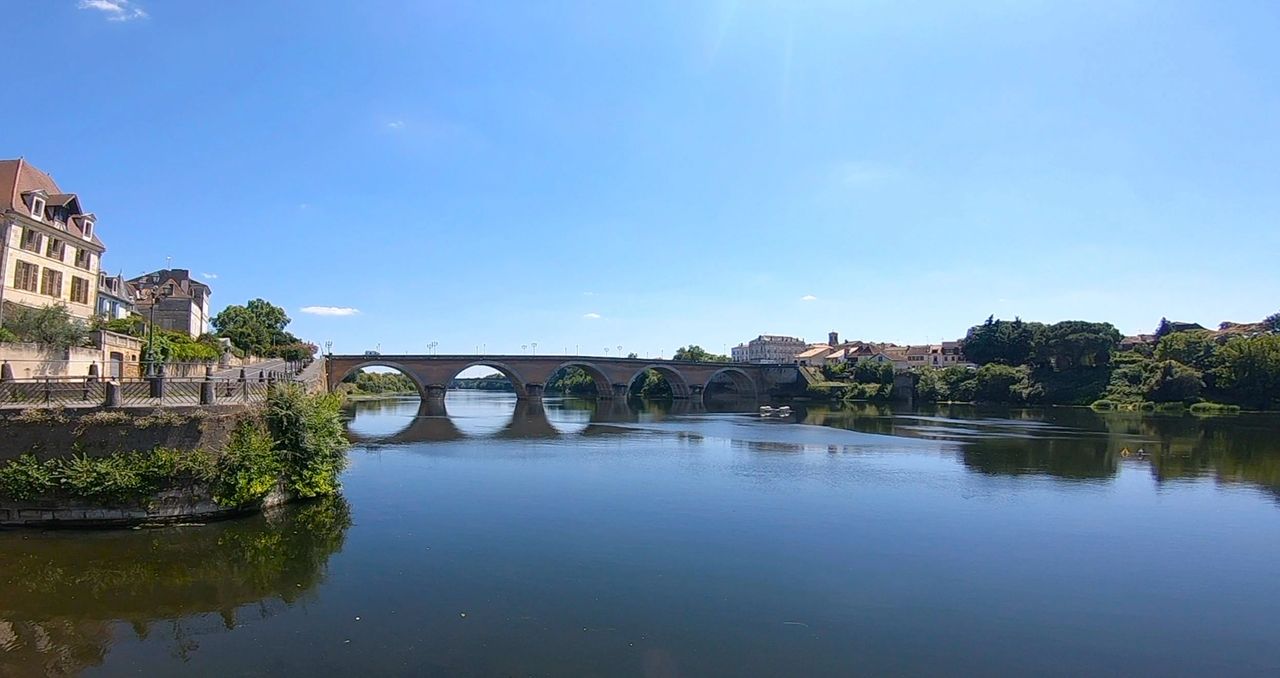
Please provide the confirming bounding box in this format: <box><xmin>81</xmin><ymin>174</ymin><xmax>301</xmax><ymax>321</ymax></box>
<box><xmin>0</xmin><ymin>158</ymin><xmax>105</xmax><ymax>248</ymax></box>
<box><xmin>129</xmin><ymin>269</ymin><xmax>212</xmax><ymax>300</ymax></box>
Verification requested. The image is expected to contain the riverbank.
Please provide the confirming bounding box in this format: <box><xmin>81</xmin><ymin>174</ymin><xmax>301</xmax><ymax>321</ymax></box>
<box><xmin>0</xmin><ymin>385</ymin><xmax>348</xmax><ymax>528</ymax></box>
<box><xmin>341</xmin><ymin>391</ymin><xmax>417</xmax><ymax>401</ymax></box>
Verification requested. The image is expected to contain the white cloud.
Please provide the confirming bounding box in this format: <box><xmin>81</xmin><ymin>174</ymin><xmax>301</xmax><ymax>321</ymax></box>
<box><xmin>801</xmin><ymin>294</ymin><xmax>818</xmax><ymax>302</ymax></box>
<box><xmin>201</xmin><ymin>272</ymin><xmax>218</xmax><ymax>280</ymax></box>
<box><xmin>582</xmin><ymin>291</ymin><xmax>596</xmax><ymax>297</ymax></box>
<box><xmin>386</xmin><ymin>120</ymin><xmax>405</xmax><ymax>129</ymax></box>
<box><xmin>836</xmin><ymin>161</ymin><xmax>895</xmax><ymax>186</ymax></box>
<box><xmin>78</xmin><ymin>0</ymin><xmax>148</xmax><ymax>21</ymax></box>
<box><xmin>301</xmin><ymin>306</ymin><xmax>361</xmax><ymax>317</ymax></box>
<box><xmin>583</xmin><ymin>312</ymin><xmax>602</xmax><ymax>320</ymax></box>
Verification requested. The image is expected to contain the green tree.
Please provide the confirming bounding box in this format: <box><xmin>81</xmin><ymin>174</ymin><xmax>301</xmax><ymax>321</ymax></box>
<box><xmin>852</xmin><ymin>360</ymin><xmax>894</xmax><ymax>384</ymax></box>
<box><xmin>1037</xmin><ymin>321</ymin><xmax>1122</xmax><ymax>369</ymax></box>
<box><xmin>1213</xmin><ymin>335</ymin><xmax>1280</xmax><ymax>408</ymax></box>
<box><xmin>1142</xmin><ymin>360</ymin><xmax>1204</xmax><ymax>403</ymax></box>
<box><xmin>973</xmin><ymin>364</ymin><xmax>1028</xmax><ymax>403</ymax></box>
<box><xmin>212</xmin><ymin>299</ymin><xmax>295</xmax><ymax>356</ymax></box>
<box><xmin>671</xmin><ymin>345</ymin><xmax>729</xmax><ymax>362</ymax></box>
<box><xmin>2</xmin><ymin>304</ymin><xmax>90</xmax><ymax>349</ymax></box>
<box><xmin>963</xmin><ymin>316</ymin><xmax>1043</xmax><ymax>366</ymax></box>
<box><xmin>277</xmin><ymin>342</ymin><xmax>318</xmax><ymax>363</ymax></box>
<box><xmin>151</xmin><ymin>330</ymin><xmax>221</xmax><ymax>362</ymax></box>
<box><xmin>1154</xmin><ymin>330</ymin><xmax>1219</xmax><ymax>372</ymax></box>
<box><xmin>1154</xmin><ymin>317</ymin><xmax>1174</xmax><ymax>340</ymax></box>
<box><xmin>630</xmin><ymin>369</ymin><xmax>674</xmax><ymax>398</ymax></box>
<box><xmin>1264</xmin><ymin>311</ymin><xmax>1280</xmax><ymax>333</ymax></box>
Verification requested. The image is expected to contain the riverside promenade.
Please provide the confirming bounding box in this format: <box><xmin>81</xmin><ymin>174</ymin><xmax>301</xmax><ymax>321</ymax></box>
<box><xmin>0</xmin><ymin>359</ymin><xmax>321</xmax><ymax>410</ymax></box>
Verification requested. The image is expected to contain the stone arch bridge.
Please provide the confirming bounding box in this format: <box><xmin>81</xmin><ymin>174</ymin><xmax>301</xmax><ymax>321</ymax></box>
<box><xmin>324</xmin><ymin>354</ymin><xmax>776</xmax><ymax>401</ymax></box>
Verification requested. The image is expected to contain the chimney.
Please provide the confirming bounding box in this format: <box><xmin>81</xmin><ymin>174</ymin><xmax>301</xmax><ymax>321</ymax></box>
<box><xmin>828</xmin><ymin>331</ymin><xmax>839</xmax><ymax>347</ymax></box>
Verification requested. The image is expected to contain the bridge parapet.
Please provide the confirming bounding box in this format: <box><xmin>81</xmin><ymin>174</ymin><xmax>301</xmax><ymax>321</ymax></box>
<box><xmin>324</xmin><ymin>354</ymin><xmax>788</xmax><ymax>402</ymax></box>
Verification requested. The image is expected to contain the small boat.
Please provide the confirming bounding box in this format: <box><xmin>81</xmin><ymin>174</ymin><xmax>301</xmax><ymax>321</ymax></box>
<box><xmin>759</xmin><ymin>405</ymin><xmax>792</xmax><ymax>418</ymax></box>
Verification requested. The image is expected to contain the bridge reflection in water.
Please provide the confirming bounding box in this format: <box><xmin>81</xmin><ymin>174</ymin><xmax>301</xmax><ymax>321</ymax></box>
<box><xmin>344</xmin><ymin>396</ymin><xmax>760</xmax><ymax>446</ymax></box>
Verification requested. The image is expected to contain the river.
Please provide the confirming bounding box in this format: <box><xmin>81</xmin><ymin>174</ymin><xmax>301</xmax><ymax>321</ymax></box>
<box><xmin>3</xmin><ymin>392</ymin><xmax>1279</xmax><ymax>676</ymax></box>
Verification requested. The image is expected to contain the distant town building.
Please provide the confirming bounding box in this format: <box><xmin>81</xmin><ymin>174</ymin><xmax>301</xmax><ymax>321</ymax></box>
<box><xmin>0</xmin><ymin>158</ymin><xmax>106</xmax><ymax>322</ymax></box>
<box><xmin>905</xmin><ymin>341</ymin><xmax>965</xmax><ymax>369</ymax></box>
<box><xmin>129</xmin><ymin>268</ymin><xmax>212</xmax><ymax>338</ymax></box>
<box><xmin>97</xmin><ymin>272</ymin><xmax>135</xmax><ymax>320</ymax></box>
<box><xmin>1120</xmin><ymin>334</ymin><xmax>1156</xmax><ymax>350</ymax></box>
<box><xmin>731</xmin><ymin>334</ymin><xmax>808</xmax><ymax>363</ymax></box>
<box><xmin>795</xmin><ymin>344</ymin><xmax>838</xmax><ymax>367</ymax></box>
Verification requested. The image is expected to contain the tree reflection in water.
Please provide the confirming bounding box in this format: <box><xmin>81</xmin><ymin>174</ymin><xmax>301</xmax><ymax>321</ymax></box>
<box><xmin>802</xmin><ymin>402</ymin><xmax>1280</xmax><ymax>497</ymax></box>
<box><xmin>0</xmin><ymin>497</ymin><xmax>351</xmax><ymax>676</ymax></box>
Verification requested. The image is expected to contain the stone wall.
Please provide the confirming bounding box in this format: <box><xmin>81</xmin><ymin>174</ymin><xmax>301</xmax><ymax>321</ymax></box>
<box><xmin>0</xmin><ymin>406</ymin><xmax>253</xmax><ymax>462</ymax></box>
<box><xmin>0</xmin><ymin>485</ymin><xmax>289</xmax><ymax>528</ymax></box>
<box><xmin>0</xmin><ymin>343</ymin><xmax>104</xmax><ymax>377</ymax></box>
<box><xmin>0</xmin><ymin>405</ymin><xmax>276</xmax><ymax>527</ymax></box>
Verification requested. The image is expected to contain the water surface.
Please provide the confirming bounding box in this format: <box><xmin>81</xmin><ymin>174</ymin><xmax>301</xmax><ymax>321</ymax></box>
<box><xmin>3</xmin><ymin>392</ymin><xmax>1279</xmax><ymax>676</ymax></box>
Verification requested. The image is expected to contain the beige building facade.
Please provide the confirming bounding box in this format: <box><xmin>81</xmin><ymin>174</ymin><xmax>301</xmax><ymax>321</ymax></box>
<box><xmin>0</xmin><ymin>159</ymin><xmax>105</xmax><ymax>323</ymax></box>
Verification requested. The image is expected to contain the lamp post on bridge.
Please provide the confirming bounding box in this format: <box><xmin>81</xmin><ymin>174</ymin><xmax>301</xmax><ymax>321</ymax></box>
<box><xmin>617</xmin><ymin>345</ymin><xmax>622</xmax><ymax>358</ymax></box>
<box><xmin>522</xmin><ymin>344</ymin><xmax>527</xmax><ymax>354</ymax></box>
<box><xmin>603</xmin><ymin>347</ymin><xmax>609</xmax><ymax>357</ymax></box>
<box><xmin>427</xmin><ymin>341</ymin><xmax>438</xmax><ymax>356</ymax></box>
<box><xmin>325</xmin><ymin>341</ymin><xmax>332</xmax><ymax>356</ymax></box>
<box><xmin>531</xmin><ymin>342</ymin><xmax>538</xmax><ymax>356</ymax></box>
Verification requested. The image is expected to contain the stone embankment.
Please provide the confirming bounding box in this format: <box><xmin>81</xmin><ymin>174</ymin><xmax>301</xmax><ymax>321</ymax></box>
<box><xmin>0</xmin><ymin>406</ymin><xmax>264</xmax><ymax>527</ymax></box>
<box><xmin>0</xmin><ymin>383</ymin><xmax>348</xmax><ymax>528</ymax></box>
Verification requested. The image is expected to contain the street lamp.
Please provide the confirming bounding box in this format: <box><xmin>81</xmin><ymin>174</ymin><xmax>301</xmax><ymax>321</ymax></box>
<box><xmin>522</xmin><ymin>344</ymin><xmax>528</xmax><ymax>354</ymax></box>
<box><xmin>427</xmin><ymin>341</ymin><xmax>438</xmax><ymax>355</ymax></box>
<box><xmin>617</xmin><ymin>345</ymin><xmax>623</xmax><ymax>357</ymax></box>
<box><xmin>603</xmin><ymin>347</ymin><xmax>609</xmax><ymax>356</ymax></box>
<box><xmin>531</xmin><ymin>342</ymin><xmax>538</xmax><ymax>356</ymax></box>
<box><xmin>325</xmin><ymin>341</ymin><xmax>333</xmax><ymax>356</ymax></box>
<box><xmin>145</xmin><ymin>286</ymin><xmax>172</xmax><ymax>376</ymax></box>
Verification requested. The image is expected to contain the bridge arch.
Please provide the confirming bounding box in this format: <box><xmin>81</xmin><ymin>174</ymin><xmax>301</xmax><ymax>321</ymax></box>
<box><xmin>446</xmin><ymin>361</ymin><xmax>529</xmax><ymax>398</ymax></box>
<box><xmin>546</xmin><ymin>361</ymin><xmax>612</xmax><ymax>397</ymax></box>
<box><xmin>332</xmin><ymin>360</ymin><xmax>428</xmax><ymax>399</ymax></box>
<box><xmin>706</xmin><ymin>366</ymin><xmax>759</xmax><ymax>400</ymax></box>
<box><xmin>628</xmin><ymin>364</ymin><xmax>691</xmax><ymax>399</ymax></box>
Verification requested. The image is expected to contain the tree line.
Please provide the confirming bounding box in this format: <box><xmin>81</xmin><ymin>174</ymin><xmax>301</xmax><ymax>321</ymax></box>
<box><xmin>914</xmin><ymin>313</ymin><xmax>1280</xmax><ymax>410</ymax></box>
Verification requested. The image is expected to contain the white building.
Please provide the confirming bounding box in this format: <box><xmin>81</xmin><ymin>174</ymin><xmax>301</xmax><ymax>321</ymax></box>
<box><xmin>731</xmin><ymin>334</ymin><xmax>808</xmax><ymax>363</ymax></box>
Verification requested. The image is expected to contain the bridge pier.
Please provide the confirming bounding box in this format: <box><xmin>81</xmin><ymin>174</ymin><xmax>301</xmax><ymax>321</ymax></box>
<box><xmin>681</xmin><ymin>384</ymin><xmax>705</xmax><ymax>401</ymax></box>
<box><xmin>424</xmin><ymin>385</ymin><xmax>447</xmax><ymax>401</ymax></box>
<box><xmin>609</xmin><ymin>383</ymin><xmax>630</xmax><ymax>400</ymax></box>
<box><xmin>523</xmin><ymin>383</ymin><xmax>544</xmax><ymax>400</ymax></box>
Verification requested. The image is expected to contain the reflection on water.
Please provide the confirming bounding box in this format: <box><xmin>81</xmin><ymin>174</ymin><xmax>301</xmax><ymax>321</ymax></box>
<box><xmin>0</xmin><ymin>498</ymin><xmax>350</xmax><ymax>676</ymax></box>
<box><xmin>344</xmin><ymin>392</ymin><xmax>760</xmax><ymax>445</ymax></box>
<box><xmin>797</xmin><ymin>402</ymin><xmax>1280</xmax><ymax>496</ymax></box>
<box><xmin>347</xmin><ymin>396</ymin><xmax>1280</xmax><ymax>498</ymax></box>
<box><xmin>5</xmin><ymin>395</ymin><xmax>1280</xmax><ymax>676</ymax></box>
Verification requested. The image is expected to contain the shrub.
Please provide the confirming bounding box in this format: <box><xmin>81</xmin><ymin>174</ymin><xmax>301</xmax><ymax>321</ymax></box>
<box><xmin>974</xmin><ymin>364</ymin><xmax>1028</xmax><ymax>403</ymax></box>
<box><xmin>0</xmin><ymin>454</ymin><xmax>56</xmax><ymax>500</ymax></box>
<box><xmin>2</xmin><ymin>304</ymin><xmax>90</xmax><ymax>348</ymax></box>
<box><xmin>0</xmin><ymin>327</ymin><xmax>16</xmax><ymax>343</ymax></box>
<box><xmin>852</xmin><ymin>361</ymin><xmax>895</xmax><ymax>385</ymax></box>
<box><xmin>1189</xmin><ymin>402</ymin><xmax>1242</xmax><ymax>416</ymax></box>
<box><xmin>1142</xmin><ymin>360</ymin><xmax>1204</xmax><ymax>403</ymax></box>
<box><xmin>214</xmin><ymin>419</ymin><xmax>281</xmax><ymax>506</ymax></box>
<box><xmin>265</xmin><ymin>385</ymin><xmax>349</xmax><ymax>498</ymax></box>
<box><xmin>1090</xmin><ymin>399</ymin><xmax>1118</xmax><ymax>411</ymax></box>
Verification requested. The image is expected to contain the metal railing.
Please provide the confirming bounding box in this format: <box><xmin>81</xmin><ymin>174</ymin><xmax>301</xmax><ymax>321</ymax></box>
<box><xmin>0</xmin><ymin>369</ymin><xmax>304</xmax><ymax>410</ymax></box>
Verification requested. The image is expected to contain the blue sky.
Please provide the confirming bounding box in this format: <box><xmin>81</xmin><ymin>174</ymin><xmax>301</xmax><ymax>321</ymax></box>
<box><xmin>5</xmin><ymin>1</ymin><xmax>1278</xmax><ymax>356</ymax></box>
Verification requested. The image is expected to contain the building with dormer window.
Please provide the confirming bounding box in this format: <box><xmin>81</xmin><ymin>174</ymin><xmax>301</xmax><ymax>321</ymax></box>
<box><xmin>0</xmin><ymin>159</ymin><xmax>106</xmax><ymax>323</ymax></box>
<box><xmin>128</xmin><ymin>269</ymin><xmax>212</xmax><ymax>338</ymax></box>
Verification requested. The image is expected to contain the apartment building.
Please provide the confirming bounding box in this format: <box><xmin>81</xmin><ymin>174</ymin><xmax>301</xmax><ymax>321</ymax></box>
<box><xmin>0</xmin><ymin>159</ymin><xmax>105</xmax><ymax>322</ymax></box>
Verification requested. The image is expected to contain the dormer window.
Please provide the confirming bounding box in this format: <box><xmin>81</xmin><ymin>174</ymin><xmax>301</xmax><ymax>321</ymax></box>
<box><xmin>82</xmin><ymin>219</ymin><xmax>95</xmax><ymax>240</ymax></box>
<box><xmin>29</xmin><ymin>195</ymin><xmax>45</xmax><ymax>220</ymax></box>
